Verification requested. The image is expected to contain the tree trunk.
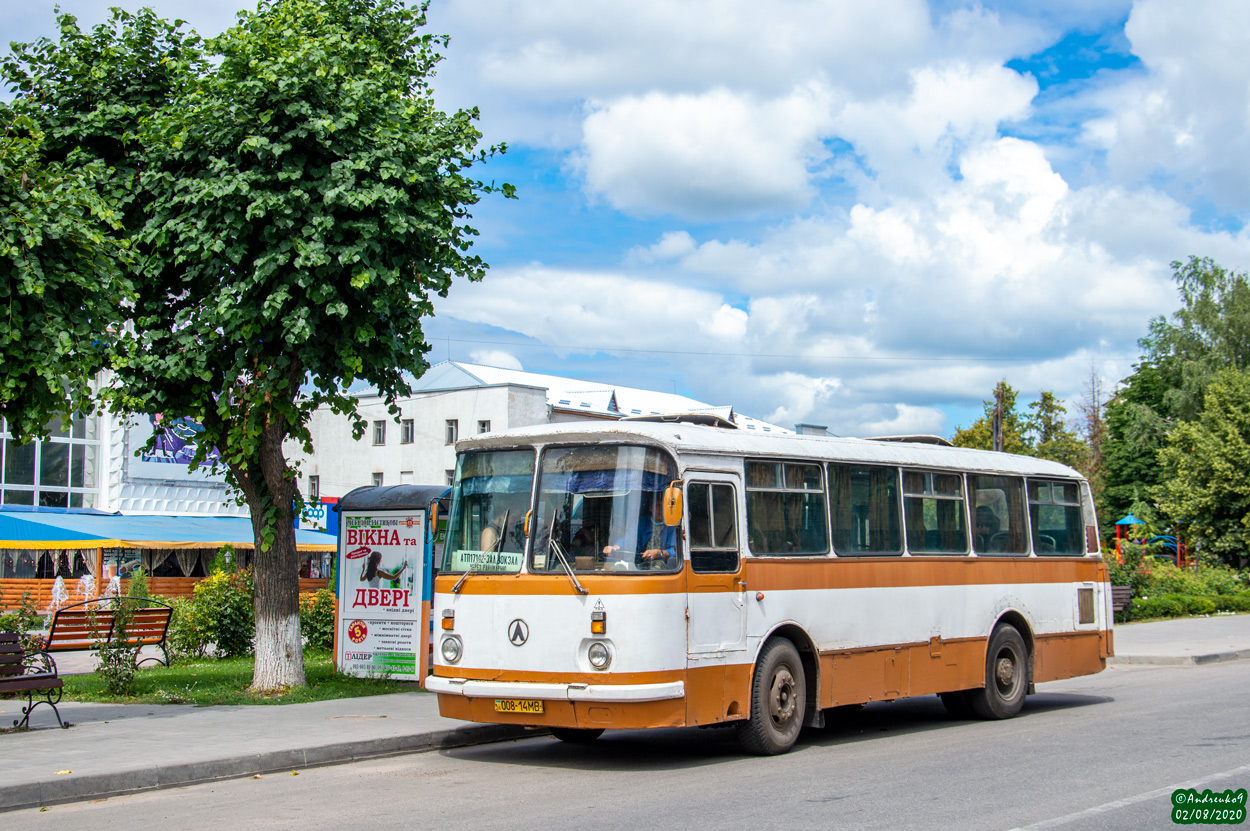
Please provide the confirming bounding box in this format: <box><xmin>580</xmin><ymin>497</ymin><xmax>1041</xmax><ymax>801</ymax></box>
<box><xmin>244</xmin><ymin>417</ymin><xmax>306</xmax><ymax>693</ymax></box>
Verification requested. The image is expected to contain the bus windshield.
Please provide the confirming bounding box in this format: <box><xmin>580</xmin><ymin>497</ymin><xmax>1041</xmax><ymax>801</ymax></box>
<box><xmin>441</xmin><ymin>449</ymin><xmax>535</xmax><ymax>574</ymax></box>
<box><xmin>531</xmin><ymin>445</ymin><xmax>680</xmax><ymax>574</ymax></box>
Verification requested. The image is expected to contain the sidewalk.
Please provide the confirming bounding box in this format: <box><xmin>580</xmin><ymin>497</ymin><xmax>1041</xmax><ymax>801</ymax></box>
<box><xmin>2</xmin><ymin>613</ymin><xmax>1248</xmax><ymax>813</ymax></box>
<box><xmin>1110</xmin><ymin>613</ymin><xmax>1250</xmax><ymax>665</ymax></box>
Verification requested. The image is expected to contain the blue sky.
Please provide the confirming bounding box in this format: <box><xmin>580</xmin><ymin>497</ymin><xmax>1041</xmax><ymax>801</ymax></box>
<box><xmin>8</xmin><ymin>0</ymin><xmax>1250</xmax><ymax>436</ymax></box>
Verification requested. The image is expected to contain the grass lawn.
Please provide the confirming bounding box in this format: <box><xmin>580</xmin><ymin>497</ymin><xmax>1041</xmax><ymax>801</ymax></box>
<box><xmin>60</xmin><ymin>650</ymin><xmax>418</xmax><ymax>706</ymax></box>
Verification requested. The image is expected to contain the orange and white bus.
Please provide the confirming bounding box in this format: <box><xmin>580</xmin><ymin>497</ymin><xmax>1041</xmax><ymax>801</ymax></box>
<box><xmin>425</xmin><ymin>417</ymin><xmax>1112</xmax><ymax>754</ymax></box>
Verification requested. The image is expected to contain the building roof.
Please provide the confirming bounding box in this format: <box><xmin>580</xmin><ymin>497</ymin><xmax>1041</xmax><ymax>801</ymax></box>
<box><xmin>357</xmin><ymin>360</ymin><xmax>788</xmax><ymax>433</ymax></box>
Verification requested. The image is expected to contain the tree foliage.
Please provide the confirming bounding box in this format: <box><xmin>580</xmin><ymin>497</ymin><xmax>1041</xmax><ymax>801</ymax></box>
<box><xmin>1102</xmin><ymin>257</ymin><xmax>1250</xmax><ymax>528</ymax></box>
<box><xmin>952</xmin><ymin>382</ymin><xmax>1086</xmax><ymax>468</ymax></box>
<box><xmin>0</xmin><ymin>109</ymin><xmax>129</xmax><ymax>439</ymax></box>
<box><xmin>951</xmin><ymin>382</ymin><xmax>1032</xmax><ymax>454</ymax></box>
<box><xmin>1155</xmin><ymin>369</ymin><xmax>1250</xmax><ymax>568</ymax></box>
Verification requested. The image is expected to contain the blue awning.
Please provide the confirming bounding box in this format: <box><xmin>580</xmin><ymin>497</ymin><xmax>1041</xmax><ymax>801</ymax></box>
<box><xmin>0</xmin><ymin>509</ymin><xmax>336</xmax><ymax>551</ymax></box>
<box><xmin>1116</xmin><ymin>514</ymin><xmax>1144</xmax><ymax>526</ymax></box>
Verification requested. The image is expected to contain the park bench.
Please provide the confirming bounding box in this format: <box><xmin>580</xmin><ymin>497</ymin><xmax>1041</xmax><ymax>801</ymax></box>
<box><xmin>44</xmin><ymin>597</ymin><xmax>173</xmax><ymax>667</ymax></box>
<box><xmin>1112</xmin><ymin>585</ymin><xmax>1133</xmax><ymax>617</ymax></box>
<box><xmin>0</xmin><ymin>631</ymin><xmax>68</xmax><ymax>729</ymax></box>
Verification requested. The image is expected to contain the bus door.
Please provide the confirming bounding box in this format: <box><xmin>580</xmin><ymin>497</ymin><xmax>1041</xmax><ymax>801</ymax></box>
<box><xmin>685</xmin><ymin>475</ymin><xmax>747</xmax><ymax>724</ymax></box>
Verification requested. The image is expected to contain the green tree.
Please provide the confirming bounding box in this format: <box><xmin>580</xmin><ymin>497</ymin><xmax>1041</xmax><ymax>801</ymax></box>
<box><xmin>952</xmin><ymin>382</ymin><xmax>1032</xmax><ymax>454</ymax></box>
<box><xmin>1155</xmin><ymin>368</ymin><xmax>1250</xmax><ymax>568</ymax></box>
<box><xmin>0</xmin><ymin>108</ymin><xmax>130</xmax><ymax>440</ymax></box>
<box><xmin>1026</xmin><ymin>391</ymin><xmax>1086</xmax><ymax>468</ymax></box>
<box><xmin>1102</xmin><ymin>257</ymin><xmax>1250</xmax><ymax>527</ymax></box>
<box><xmin>112</xmin><ymin>0</ymin><xmax>510</xmax><ymax>691</ymax></box>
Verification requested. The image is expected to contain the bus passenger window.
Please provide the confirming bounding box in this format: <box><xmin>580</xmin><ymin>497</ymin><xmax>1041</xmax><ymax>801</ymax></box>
<box><xmin>745</xmin><ymin>462</ymin><xmax>827</xmax><ymax>555</ymax></box>
<box><xmin>971</xmin><ymin>475</ymin><xmax>1027</xmax><ymax>555</ymax></box>
<box><xmin>689</xmin><ymin>483</ymin><xmax>739</xmax><ymax>573</ymax></box>
<box><xmin>902</xmin><ymin>471</ymin><xmax>968</xmax><ymax>555</ymax></box>
<box><xmin>828</xmin><ymin>464</ymin><xmax>902</xmax><ymax>556</ymax></box>
<box><xmin>1027</xmin><ymin>479</ymin><xmax>1084</xmax><ymax>555</ymax></box>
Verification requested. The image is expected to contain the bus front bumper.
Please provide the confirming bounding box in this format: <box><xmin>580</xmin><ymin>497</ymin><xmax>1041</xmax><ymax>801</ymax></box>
<box><xmin>425</xmin><ymin>676</ymin><xmax>686</xmax><ymax>703</ymax></box>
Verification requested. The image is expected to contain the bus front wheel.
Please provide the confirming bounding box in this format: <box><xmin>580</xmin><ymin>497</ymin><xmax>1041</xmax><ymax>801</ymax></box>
<box><xmin>967</xmin><ymin>625</ymin><xmax>1028</xmax><ymax>720</ymax></box>
<box><xmin>550</xmin><ymin>727</ymin><xmax>604</xmax><ymax>744</ymax></box>
<box><xmin>737</xmin><ymin>637</ymin><xmax>806</xmax><ymax>756</ymax></box>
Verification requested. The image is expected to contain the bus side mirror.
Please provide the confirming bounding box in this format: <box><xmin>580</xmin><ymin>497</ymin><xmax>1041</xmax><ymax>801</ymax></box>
<box><xmin>663</xmin><ymin>482</ymin><xmax>683</xmax><ymax>527</ymax></box>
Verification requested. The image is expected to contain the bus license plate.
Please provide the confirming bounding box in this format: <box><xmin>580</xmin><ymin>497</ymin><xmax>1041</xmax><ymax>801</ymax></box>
<box><xmin>494</xmin><ymin>698</ymin><xmax>543</xmax><ymax>714</ymax></box>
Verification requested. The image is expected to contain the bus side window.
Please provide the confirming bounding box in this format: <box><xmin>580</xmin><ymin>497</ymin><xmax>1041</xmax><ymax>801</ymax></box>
<box><xmin>972</xmin><ymin>475</ymin><xmax>1028</xmax><ymax>555</ymax></box>
<box><xmin>828</xmin><ymin>463</ymin><xmax>903</xmax><ymax>556</ymax></box>
<box><xmin>690</xmin><ymin>483</ymin><xmax>739</xmax><ymax>573</ymax></box>
<box><xmin>745</xmin><ymin>461</ymin><xmax>828</xmax><ymax>555</ymax></box>
<box><xmin>1027</xmin><ymin>479</ymin><xmax>1084</xmax><ymax>555</ymax></box>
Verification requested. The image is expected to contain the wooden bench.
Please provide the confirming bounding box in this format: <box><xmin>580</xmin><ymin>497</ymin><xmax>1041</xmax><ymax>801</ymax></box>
<box><xmin>44</xmin><ymin>597</ymin><xmax>174</xmax><ymax>667</ymax></box>
<box><xmin>0</xmin><ymin>632</ymin><xmax>68</xmax><ymax>729</ymax></box>
<box><xmin>1112</xmin><ymin>586</ymin><xmax>1133</xmax><ymax>617</ymax></box>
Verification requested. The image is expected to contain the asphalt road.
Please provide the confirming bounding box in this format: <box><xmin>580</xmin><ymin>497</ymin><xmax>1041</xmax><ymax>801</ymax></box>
<box><xmin>11</xmin><ymin>660</ymin><xmax>1250</xmax><ymax>831</ymax></box>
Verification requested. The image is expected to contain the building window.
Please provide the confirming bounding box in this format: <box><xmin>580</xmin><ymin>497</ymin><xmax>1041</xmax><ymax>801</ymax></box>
<box><xmin>445</xmin><ymin>419</ymin><xmax>458</xmax><ymax>445</ymax></box>
<box><xmin>478</xmin><ymin>420</ymin><xmax>491</xmax><ymax>434</ymax></box>
<box><xmin>372</xmin><ymin>420</ymin><xmax>386</xmax><ymax>445</ymax></box>
<box><xmin>1</xmin><ymin>415</ymin><xmax>101</xmax><ymax>509</ymax></box>
<box><xmin>400</xmin><ymin>470</ymin><xmax>413</xmax><ymax>485</ymax></box>
<box><xmin>372</xmin><ymin>472</ymin><xmax>384</xmax><ymax>487</ymax></box>
<box><xmin>401</xmin><ymin>419</ymin><xmax>414</xmax><ymax>444</ymax></box>
<box><xmin>307</xmin><ymin>475</ymin><xmax>319</xmax><ymax>502</ymax></box>
<box><xmin>445</xmin><ymin>469</ymin><xmax>454</xmax><ymax>486</ymax></box>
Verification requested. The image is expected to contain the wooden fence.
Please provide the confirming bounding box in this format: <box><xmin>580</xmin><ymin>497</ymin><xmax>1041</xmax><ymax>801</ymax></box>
<box><xmin>1</xmin><ymin>577</ymin><xmax>329</xmax><ymax>611</ymax></box>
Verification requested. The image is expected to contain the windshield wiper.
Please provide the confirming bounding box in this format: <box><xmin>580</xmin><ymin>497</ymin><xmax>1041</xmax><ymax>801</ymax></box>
<box><xmin>546</xmin><ymin>514</ymin><xmax>588</xmax><ymax>595</ymax></box>
<box><xmin>452</xmin><ymin>509</ymin><xmax>509</xmax><ymax>594</ymax></box>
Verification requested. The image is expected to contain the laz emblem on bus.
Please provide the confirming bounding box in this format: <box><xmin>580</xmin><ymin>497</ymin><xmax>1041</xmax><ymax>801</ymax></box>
<box><xmin>508</xmin><ymin>619</ymin><xmax>529</xmax><ymax>646</ymax></box>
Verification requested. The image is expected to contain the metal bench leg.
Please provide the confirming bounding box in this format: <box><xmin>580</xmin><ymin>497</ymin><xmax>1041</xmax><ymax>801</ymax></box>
<box><xmin>15</xmin><ymin>688</ymin><xmax>69</xmax><ymax>730</ymax></box>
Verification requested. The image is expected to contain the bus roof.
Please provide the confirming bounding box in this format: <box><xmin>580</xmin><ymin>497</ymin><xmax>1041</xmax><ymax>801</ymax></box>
<box><xmin>455</xmin><ymin>420</ymin><xmax>1085</xmax><ymax>480</ymax></box>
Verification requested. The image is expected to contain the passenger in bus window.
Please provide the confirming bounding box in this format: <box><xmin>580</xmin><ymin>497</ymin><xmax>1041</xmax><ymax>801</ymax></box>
<box><xmin>974</xmin><ymin>506</ymin><xmax>1000</xmax><ymax>552</ymax></box>
<box><xmin>603</xmin><ymin>494</ymin><xmax>677</xmax><ymax>569</ymax></box>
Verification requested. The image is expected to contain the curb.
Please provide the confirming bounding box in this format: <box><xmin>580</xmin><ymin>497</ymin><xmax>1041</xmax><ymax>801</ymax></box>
<box><xmin>1109</xmin><ymin>649</ymin><xmax>1250</xmax><ymax>666</ymax></box>
<box><xmin>0</xmin><ymin>722</ymin><xmax>540</xmax><ymax>813</ymax></box>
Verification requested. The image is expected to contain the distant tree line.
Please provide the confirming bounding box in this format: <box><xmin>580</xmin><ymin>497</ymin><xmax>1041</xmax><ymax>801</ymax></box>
<box><xmin>953</xmin><ymin>257</ymin><xmax>1250</xmax><ymax>569</ymax></box>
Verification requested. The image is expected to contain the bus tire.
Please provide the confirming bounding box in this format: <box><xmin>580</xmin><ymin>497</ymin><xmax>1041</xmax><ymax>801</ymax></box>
<box><xmin>736</xmin><ymin>637</ymin><xmax>806</xmax><ymax>756</ymax></box>
<box><xmin>550</xmin><ymin>727</ymin><xmax>604</xmax><ymax>744</ymax></box>
<box><xmin>940</xmin><ymin>690</ymin><xmax>975</xmax><ymax>719</ymax></box>
<box><xmin>968</xmin><ymin>625</ymin><xmax>1028</xmax><ymax>720</ymax></box>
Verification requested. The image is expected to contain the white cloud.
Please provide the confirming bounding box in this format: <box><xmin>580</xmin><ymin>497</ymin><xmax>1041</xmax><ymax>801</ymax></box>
<box><xmin>577</xmin><ymin>84</ymin><xmax>838</xmax><ymax>218</ymax></box>
<box><xmin>467</xmin><ymin>350</ymin><xmax>524</xmax><ymax>370</ymax></box>
<box><xmin>1080</xmin><ymin>0</ymin><xmax>1250</xmax><ymax>212</ymax></box>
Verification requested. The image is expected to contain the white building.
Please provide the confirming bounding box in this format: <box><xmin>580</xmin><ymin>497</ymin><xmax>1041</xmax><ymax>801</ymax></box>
<box><xmin>0</xmin><ymin>361</ymin><xmax>782</xmax><ymax>521</ymax></box>
<box><xmin>287</xmin><ymin>361</ymin><xmax>786</xmax><ymax>509</ymax></box>
<box><xmin>0</xmin><ymin>410</ymin><xmax>245</xmax><ymax>517</ymax></box>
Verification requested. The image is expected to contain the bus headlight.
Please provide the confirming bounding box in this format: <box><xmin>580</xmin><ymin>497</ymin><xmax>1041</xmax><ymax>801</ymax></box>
<box><xmin>588</xmin><ymin>641</ymin><xmax>611</xmax><ymax>670</ymax></box>
<box><xmin>441</xmin><ymin>635</ymin><xmax>463</xmax><ymax>664</ymax></box>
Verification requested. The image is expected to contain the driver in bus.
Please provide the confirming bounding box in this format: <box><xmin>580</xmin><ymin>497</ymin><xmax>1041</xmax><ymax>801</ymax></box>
<box><xmin>602</xmin><ymin>492</ymin><xmax>677</xmax><ymax>569</ymax></box>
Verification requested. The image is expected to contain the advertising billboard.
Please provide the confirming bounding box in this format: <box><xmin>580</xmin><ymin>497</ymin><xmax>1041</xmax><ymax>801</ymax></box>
<box><xmin>335</xmin><ymin>509</ymin><xmax>428</xmax><ymax>683</ymax></box>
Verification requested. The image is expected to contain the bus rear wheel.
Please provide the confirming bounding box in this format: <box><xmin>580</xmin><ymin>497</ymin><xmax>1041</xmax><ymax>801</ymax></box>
<box><xmin>550</xmin><ymin>727</ymin><xmax>604</xmax><ymax>744</ymax></box>
<box><xmin>967</xmin><ymin>624</ymin><xmax>1028</xmax><ymax>720</ymax></box>
<box><xmin>737</xmin><ymin>637</ymin><xmax>806</xmax><ymax>756</ymax></box>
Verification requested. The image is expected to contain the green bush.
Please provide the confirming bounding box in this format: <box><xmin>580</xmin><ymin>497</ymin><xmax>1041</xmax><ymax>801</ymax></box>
<box><xmin>0</xmin><ymin>591</ymin><xmax>42</xmax><ymax>652</ymax></box>
<box><xmin>192</xmin><ymin>569</ymin><xmax>254</xmax><ymax>658</ymax></box>
<box><xmin>1130</xmin><ymin>595</ymin><xmax>1188</xmax><ymax>619</ymax></box>
<box><xmin>127</xmin><ymin>567</ymin><xmax>151</xmax><ymax>599</ymax></box>
<box><xmin>165</xmin><ymin>596</ymin><xmax>213</xmax><ymax>663</ymax></box>
<box><xmin>1214</xmin><ymin>593</ymin><xmax>1250</xmax><ymax>612</ymax></box>
<box><xmin>1144</xmin><ymin>561</ymin><xmax>1246</xmax><ymax>596</ymax></box>
<box><xmin>299</xmin><ymin>589</ymin><xmax>336</xmax><ymax>651</ymax></box>
<box><xmin>92</xmin><ymin>599</ymin><xmax>139</xmax><ymax>695</ymax></box>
